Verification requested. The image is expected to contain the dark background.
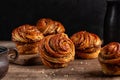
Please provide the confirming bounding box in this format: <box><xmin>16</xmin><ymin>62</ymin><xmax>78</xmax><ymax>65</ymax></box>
<box><xmin>0</xmin><ymin>0</ymin><xmax>106</xmax><ymax>40</ymax></box>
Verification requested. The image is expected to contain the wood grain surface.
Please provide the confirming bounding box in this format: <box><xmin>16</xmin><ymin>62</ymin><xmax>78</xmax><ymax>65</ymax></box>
<box><xmin>0</xmin><ymin>41</ymin><xmax>120</xmax><ymax>80</ymax></box>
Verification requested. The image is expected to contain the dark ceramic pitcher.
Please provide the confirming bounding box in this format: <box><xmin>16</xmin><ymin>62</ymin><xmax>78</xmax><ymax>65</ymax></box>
<box><xmin>0</xmin><ymin>46</ymin><xmax>9</xmax><ymax>79</ymax></box>
<box><xmin>104</xmin><ymin>0</ymin><xmax>120</xmax><ymax>45</ymax></box>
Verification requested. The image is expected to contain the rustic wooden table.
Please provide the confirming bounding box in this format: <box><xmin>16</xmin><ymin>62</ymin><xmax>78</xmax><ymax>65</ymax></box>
<box><xmin>0</xmin><ymin>41</ymin><xmax>120</xmax><ymax>80</ymax></box>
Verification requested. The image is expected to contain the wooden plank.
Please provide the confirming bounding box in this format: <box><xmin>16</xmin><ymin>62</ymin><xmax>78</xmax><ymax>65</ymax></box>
<box><xmin>0</xmin><ymin>41</ymin><xmax>15</xmax><ymax>48</ymax></box>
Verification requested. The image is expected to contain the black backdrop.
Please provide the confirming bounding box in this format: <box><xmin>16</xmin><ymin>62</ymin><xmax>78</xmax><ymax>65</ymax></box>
<box><xmin>0</xmin><ymin>0</ymin><xmax>106</xmax><ymax>40</ymax></box>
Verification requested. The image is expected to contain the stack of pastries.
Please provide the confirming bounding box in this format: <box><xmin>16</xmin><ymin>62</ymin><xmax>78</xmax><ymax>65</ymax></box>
<box><xmin>39</xmin><ymin>33</ymin><xmax>75</xmax><ymax>68</ymax></box>
<box><xmin>11</xmin><ymin>18</ymin><xmax>75</xmax><ymax>68</ymax></box>
<box><xmin>12</xmin><ymin>24</ymin><xmax>44</xmax><ymax>55</ymax></box>
<box><xmin>36</xmin><ymin>18</ymin><xmax>65</xmax><ymax>36</ymax></box>
<box><xmin>70</xmin><ymin>31</ymin><xmax>102</xmax><ymax>59</ymax></box>
<box><xmin>98</xmin><ymin>42</ymin><xmax>120</xmax><ymax>75</ymax></box>
<box><xmin>36</xmin><ymin>18</ymin><xmax>75</xmax><ymax>68</ymax></box>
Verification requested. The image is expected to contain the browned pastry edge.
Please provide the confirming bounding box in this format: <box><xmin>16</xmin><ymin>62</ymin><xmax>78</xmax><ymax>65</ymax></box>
<box><xmin>98</xmin><ymin>42</ymin><xmax>120</xmax><ymax>75</ymax></box>
<box><xmin>15</xmin><ymin>42</ymin><xmax>40</xmax><ymax>55</ymax></box>
<box><xmin>70</xmin><ymin>31</ymin><xmax>102</xmax><ymax>49</ymax></box>
<box><xmin>12</xmin><ymin>24</ymin><xmax>44</xmax><ymax>43</ymax></box>
<box><xmin>70</xmin><ymin>31</ymin><xmax>102</xmax><ymax>59</ymax></box>
<box><xmin>39</xmin><ymin>33</ymin><xmax>75</xmax><ymax>68</ymax></box>
<box><xmin>76</xmin><ymin>48</ymin><xmax>101</xmax><ymax>59</ymax></box>
<box><xmin>36</xmin><ymin>18</ymin><xmax>65</xmax><ymax>36</ymax></box>
<box><xmin>99</xmin><ymin>62</ymin><xmax>120</xmax><ymax>75</ymax></box>
<box><xmin>36</xmin><ymin>18</ymin><xmax>53</xmax><ymax>33</ymax></box>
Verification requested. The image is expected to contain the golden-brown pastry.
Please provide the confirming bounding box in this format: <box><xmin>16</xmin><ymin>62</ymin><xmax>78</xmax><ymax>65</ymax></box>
<box><xmin>15</xmin><ymin>42</ymin><xmax>40</xmax><ymax>55</ymax></box>
<box><xmin>12</xmin><ymin>24</ymin><xmax>44</xmax><ymax>55</ymax></box>
<box><xmin>36</xmin><ymin>18</ymin><xmax>65</xmax><ymax>36</ymax></box>
<box><xmin>12</xmin><ymin>24</ymin><xmax>44</xmax><ymax>43</ymax></box>
<box><xmin>39</xmin><ymin>33</ymin><xmax>75</xmax><ymax>68</ymax></box>
<box><xmin>98</xmin><ymin>42</ymin><xmax>120</xmax><ymax>75</ymax></box>
<box><xmin>70</xmin><ymin>31</ymin><xmax>102</xmax><ymax>59</ymax></box>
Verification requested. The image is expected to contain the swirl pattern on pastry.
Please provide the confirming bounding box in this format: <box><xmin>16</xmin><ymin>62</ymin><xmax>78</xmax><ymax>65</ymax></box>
<box><xmin>12</xmin><ymin>24</ymin><xmax>44</xmax><ymax>43</ymax></box>
<box><xmin>70</xmin><ymin>31</ymin><xmax>102</xmax><ymax>59</ymax></box>
<box><xmin>39</xmin><ymin>33</ymin><xmax>75</xmax><ymax>68</ymax></box>
<box><xmin>36</xmin><ymin>18</ymin><xmax>65</xmax><ymax>36</ymax></box>
<box><xmin>98</xmin><ymin>42</ymin><xmax>120</xmax><ymax>75</ymax></box>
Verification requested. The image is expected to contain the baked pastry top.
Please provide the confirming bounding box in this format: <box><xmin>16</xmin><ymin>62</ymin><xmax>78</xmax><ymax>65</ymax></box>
<box><xmin>39</xmin><ymin>33</ymin><xmax>75</xmax><ymax>68</ymax></box>
<box><xmin>99</xmin><ymin>42</ymin><xmax>120</xmax><ymax>60</ymax></box>
<box><xmin>12</xmin><ymin>24</ymin><xmax>44</xmax><ymax>43</ymax></box>
<box><xmin>70</xmin><ymin>31</ymin><xmax>102</xmax><ymax>50</ymax></box>
<box><xmin>70</xmin><ymin>31</ymin><xmax>102</xmax><ymax>59</ymax></box>
<box><xmin>36</xmin><ymin>18</ymin><xmax>65</xmax><ymax>36</ymax></box>
<box><xmin>98</xmin><ymin>42</ymin><xmax>120</xmax><ymax>75</ymax></box>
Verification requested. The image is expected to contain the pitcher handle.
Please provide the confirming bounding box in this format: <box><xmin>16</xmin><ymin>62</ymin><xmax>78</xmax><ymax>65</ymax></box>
<box><xmin>8</xmin><ymin>47</ymin><xmax>18</xmax><ymax>63</ymax></box>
